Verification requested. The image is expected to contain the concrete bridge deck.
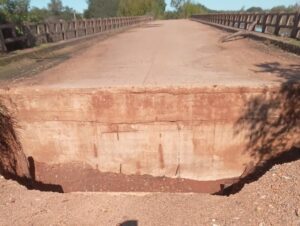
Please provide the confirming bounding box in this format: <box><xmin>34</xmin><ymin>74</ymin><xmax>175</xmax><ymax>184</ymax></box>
<box><xmin>13</xmin><ymin>19</ymin><xmax>300</xmax><ymax>88</ymax></box>
<box><xmin>0</xmin><ymin>19</ymin><xmax>299</xmax><ymax>189</ymax></box>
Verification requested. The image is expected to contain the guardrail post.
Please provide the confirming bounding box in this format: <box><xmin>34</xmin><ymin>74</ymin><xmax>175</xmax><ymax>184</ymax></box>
<box><xmin>291</xmin><ymin>12</ymin><xmax>300</xmax><ymax>39</ymax></box>
<box><xmin>261</xmin><ymin>14</ymin><xmax>268</xmax><ymax>33</ymax></box>
<box><xmin>84</xmin><ymin>20</ymin><xmax>87</xmax><ymax>35</ymax></box>
<box><xmin>0</xmin><ymin>27</ymin><xmax>7</xmax><ymax>52</ymax></box>
<box><xmin>274</xmin><ymin>14</ymin><xmax>283</xmax><ymax>36</ymax></box>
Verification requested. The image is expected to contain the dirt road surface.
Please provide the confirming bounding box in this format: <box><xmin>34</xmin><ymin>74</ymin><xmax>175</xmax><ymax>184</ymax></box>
<box><xmin>11</xmin><ymin>20</ymin><xmax>300</xmax><ymax>88</ymax></box>
<box><xmin>0</xmin><ymin>157</ymin><xmax>299</xmax><ymax>226</ymax></box>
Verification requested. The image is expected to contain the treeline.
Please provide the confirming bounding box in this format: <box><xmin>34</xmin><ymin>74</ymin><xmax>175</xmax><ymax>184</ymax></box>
<box><xmin>240</xmin><ymin>3</ymin><xmax>300</xmax><ymax>13</ymax></box>
<box><xmin>0</xmin><ymin>0</ymin><xmax>299</xmax><ymax>25</ymax></box>
<box><xmin>165</xmin><ymin>0</ymin><xmax>300</xmax><ymax>19</ymax></box>
<box><xmin>0</xmin><ymin>0</ymin><xmax>166</xmax><ymax>24</ymax></box>
<box><xmin>0</xmin><ymin>0</ymin><xmax>81</xmax><ymax>24</ymax></box>
<box><xmin>165</xmin><ymin>0</ymin><xmax>212</xmax><ymax>19</ymax></box>
<box><xmin>84</xmin><ymin>0</ymin><xmax>166</xmax><ymax>19</ymax></box>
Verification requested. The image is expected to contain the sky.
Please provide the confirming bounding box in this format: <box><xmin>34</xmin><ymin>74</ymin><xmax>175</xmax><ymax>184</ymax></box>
<box><xmin>30</xmin><ymin>0</ymin><xmax>299</xmax><ymax>13</ymax></box>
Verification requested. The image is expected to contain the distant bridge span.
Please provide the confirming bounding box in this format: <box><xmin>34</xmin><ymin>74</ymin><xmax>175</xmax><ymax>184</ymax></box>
<box><xmin>13</xmin><ymin>19</ymin><xmax>300</xmax><ymax>88</ymax></box>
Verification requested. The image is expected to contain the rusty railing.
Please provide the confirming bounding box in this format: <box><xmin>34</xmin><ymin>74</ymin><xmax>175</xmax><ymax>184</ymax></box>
<box><xmin>191</xmin><ymin>13</ymin><xmax>300</xmax><ymax>40</ymax></box>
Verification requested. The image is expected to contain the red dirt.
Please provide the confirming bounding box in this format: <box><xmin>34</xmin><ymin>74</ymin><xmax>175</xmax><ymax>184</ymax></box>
<box><xmin>0</xmin><ymin>155</ymin><xmax>299</xmax><ymax>225</ymax></box>
<box><xmin>33</xmin><ymin>162</ymin><xmax>238</xmax><ymax>193</ymax></box>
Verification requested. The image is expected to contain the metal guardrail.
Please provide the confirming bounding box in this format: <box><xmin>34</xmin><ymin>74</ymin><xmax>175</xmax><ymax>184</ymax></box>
<box><xmin>191</xmin><ymin>13</ymin><xmax>300</xmax><ymax>40</ymax></box>
<box><xmin>0</xmin><ymin>16</ymin><xmax>152</xmax><ymax>52</ymax></box>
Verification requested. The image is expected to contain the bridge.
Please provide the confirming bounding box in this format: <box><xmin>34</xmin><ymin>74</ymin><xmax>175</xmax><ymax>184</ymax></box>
<box><xmin>0</xmin><ymin>17</ymin><xmax>299</xmax><ymax>194</ymax></box>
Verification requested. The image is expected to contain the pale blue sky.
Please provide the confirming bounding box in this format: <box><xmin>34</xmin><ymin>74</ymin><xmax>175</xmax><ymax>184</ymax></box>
<box><xmin>30</xmin><ymin>0</ymin><xmax>299</xmax><ymax>13</ymax></box>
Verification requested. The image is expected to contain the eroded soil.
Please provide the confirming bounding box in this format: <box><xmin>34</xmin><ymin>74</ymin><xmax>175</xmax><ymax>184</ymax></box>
<box><xmin>0</xmin><ymin>154</ymin><xmax>299</xmax><ymax>225</ymax></box>
<box><xmin>33</xmin><ymin>161</ymin><xmax>237</xmax><ymax>193</ymax></box>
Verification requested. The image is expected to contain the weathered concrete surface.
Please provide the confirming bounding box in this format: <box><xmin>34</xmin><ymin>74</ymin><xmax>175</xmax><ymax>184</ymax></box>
<box><xmin>0</xmin><ymin>20</ymin><xmax>299</xmax><ymax>182</ymax></box>
<box><xmin>10</xmin><ymin>20</ymin><xmax>300</xmax><ymax>88</ymax></box>
<box><xmin>0</xmin><ymin>86</ymin><xmax>297</xmax><ymax>181</ymax></box>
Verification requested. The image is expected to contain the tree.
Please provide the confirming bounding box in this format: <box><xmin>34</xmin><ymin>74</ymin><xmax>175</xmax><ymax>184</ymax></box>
<box><xmin>171</xmin><ymin>0</ymin><xmax>185</xmax><ymax>11</ymax></box>
<box><xmin>0</xmin><ymin>0</ymin><xmax>30</xmax><ymax>24</ymax></box>
<box><xmin>60</xmin><ymin>6</ymin><xmax>77</xmax><ymax>20</ymax></box>
<box><xmin>47</xmin><ymin>0</ymin><xmax>63</xmax><ymax>16</ymax></box>
<box><xmin>45</xmin><ymin>0</ymin><xmax>79</xmax><ymax>22</ymax></box>
<box><xmin>270</xmin><ymin>5</ymin><xmax>286</xmax><ymax>13</ymax></box>
<box><xmin>246</xmin><ymin>7</ymin><xmax>264</xmax><ymax>13</ymax></box>
<box><xmin>180</xmin><ymin>1</ymin><xmax>208</xmax><ymax>18</ymax></box>
<box><xmin>84</xmin><ymin>0</ymin><xmax>120</xmax><ymax>18</ymax></box>
<box><xmin>164</xmin><ymin>10</ymin><xmax>180</xmax><ymax>19</ymax></box>
<box><xmin>117</xmin><ymin>0</ymin><xmax>166</xmax><ymax>18</ymax></box>
<box><xmin>287</xmin><ymin>2</ymin><xmax>300</xmax><ymax>12</ymax></box>
<box><xmin>168</xmin><ymin>0</ymin><xmax>209</xmax><ymax>19</ymax></box>
<box><xmin>28</xmin><ymin>7</ymin><xmax>50</xmax><ymax>22</ymax></box>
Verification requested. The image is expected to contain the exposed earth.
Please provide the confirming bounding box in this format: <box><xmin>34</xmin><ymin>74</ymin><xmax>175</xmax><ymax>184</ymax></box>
<box><xmin>0</xmin><ymin>19</ymin><xmax>299</xmax><ymax>226</ymax></box>
<box><xmin>0</xmin><ymin>154</ymin><xmax>299</xmax><ymax>226</ymax></box>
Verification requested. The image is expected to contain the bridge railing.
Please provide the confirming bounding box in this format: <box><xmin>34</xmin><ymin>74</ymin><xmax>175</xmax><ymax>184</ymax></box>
<box><xmin>191</xmin><ymin>13</ymin><xmax>300</xmax><ymax>40</ymax></box>
<box><xmin>0</xmin><ymin>16</ymin><xmax>152</xmax><ymax>52</ymax></box>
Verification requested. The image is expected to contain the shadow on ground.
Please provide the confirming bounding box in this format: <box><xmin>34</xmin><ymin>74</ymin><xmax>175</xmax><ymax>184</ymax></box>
<box><xmin>118</xmin><ymin>220</ymin><xmax>138</xmax><ymax>226</ymax></box>
<box><xmin>0</xmin><ymin>101</ymin><xmax>63</xmax><ymax>193</ymax></box>
<box><xmin>141</xmin><ymin>23</ymin><xmax>162</xmax><ymax>28</ymax></box>
<box><xmin>217</xmin><ymin>62</ymin><xmax>300</xmax><ymax>196</ymax></box>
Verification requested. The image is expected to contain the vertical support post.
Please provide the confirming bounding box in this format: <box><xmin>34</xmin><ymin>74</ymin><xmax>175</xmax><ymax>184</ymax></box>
<box><xmin>274</xmin><ymin>14</ymin><xmax>283</xmax><ymax>36</ymax></box>
<box><xmin>0</xmin><ymin>26</ymin><xmax>7</xmax><ymax>52</ymax></box>
<box><xmin>237</xmin><ymin>14</ymin><xmax>241</xmax><ymax>28</ymax></box>
<box><xmin>74</xmin><ymin>21</ymin><xmax>78</xmax><ymax>38</ymax></box>
<box><xmin>84</xmin><ymin>20</ymin><xmax>87</xmax><ymax>36</ymax></box>
<box><xmin>291</xmin><ymin>12</ymin><xmax>300</xmax><ymax>38</ymax></box>
<box><xmin>92</xmin><ymin>20</ymin><xmax>95</xmax><ymax>33</ymax></box>
<box><xmin>261</xmin><ymin>14</ymin><xmax>268</xmax><ymax>33</ymax></box>
<box><xmin>44</xmin><ymin>23</ymin><xmax>49</xmax><ymax>42</ymax></box>
<box><xmin>61</xmin><ymin>22</ymin><xmax>65</xmax><ymax>40</ymax></box>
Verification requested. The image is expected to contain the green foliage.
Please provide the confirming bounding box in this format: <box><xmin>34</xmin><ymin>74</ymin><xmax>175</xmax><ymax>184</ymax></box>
<box><xmin>60</xmin><ymin>6</ymin><xmax>77</xmax><ymax>21</ymax></box>
<box><xmin>0</xmin><ymin>0</ymin><xmax>80</xmax><ymax>23</ymax></box>
<box><xmin>171</xmin><ymin>0</ymin><xmax>184</xmax><ymax>11</ymax></box>
<box><xmin>246</xmin><ymin>7</ymin><xmax>264</xmax><ymax>13</ymax></box>
<box><xmin>84</xmin><ymin>0</ymin><xmax>120</xmax><ymax>18</ymax></box>
<box><xmin>238</xmin><ymin>3</ymin><xmax>300</xmax><ymax>13</ymax></box>
<box><xmin>270</xmin><ymin>5</ymin><xmax>287</xmax><ymax>13</ymax></box>
<box><xmin>84</xmin><ymin>0</ymin><xmax>165</xmax><ymax>19</ymax></box>
<box><xmin>28</xmin><ymin>7</ymin><xmax>49</xmax><ymax>22</ymax></box>
<box><xmin>164</xmin><ymin>11</ymin><xmax>180</xmax><ymax>20</ymax></box>
<box><xmin>0</xmin><ymin>0</ymin><xmax>30</xmax><ymax>24</ymax></box>
<box><xmin>167</xmin><ymin>0</ymin><xmax>210</xmax><ymax>19</ymax></box>
<box><xmin>118</xmin><ymin>0</ymin><xmax>166</xmax><ymax>18</ymax></box>
<box><xmin>47</xmin><ymin>0</ymin><xmax>63</xmax><ymax>16</ymax></box>
<box><xmin>270</xmin><ymin>3</ymin><xmax>300</xmax><ymax>13</ymax></box>
<box><xmin>180</xmin><ymin>1</ymin><xmax>208</xmax><ymax>18</ymax></box>
<box><xmin>46</xmin><ymin>0</ymin><xmax>79</xmax><ymax>21</ymax></box>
